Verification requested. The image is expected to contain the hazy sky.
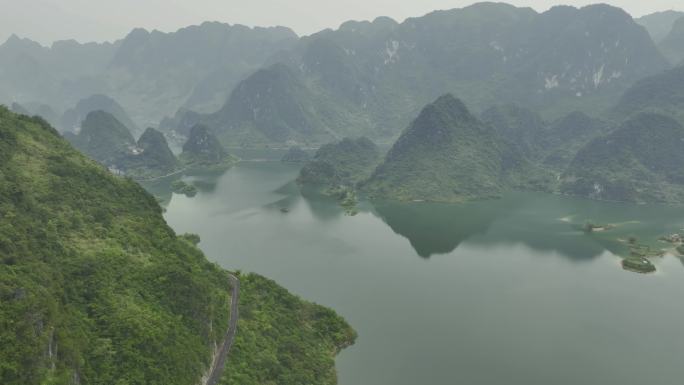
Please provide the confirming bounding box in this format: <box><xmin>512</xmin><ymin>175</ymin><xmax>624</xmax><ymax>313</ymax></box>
<box><xmin>1</xmin><ymin>0</ymin><xmax>682</xmax><ymax>45</ymax></box>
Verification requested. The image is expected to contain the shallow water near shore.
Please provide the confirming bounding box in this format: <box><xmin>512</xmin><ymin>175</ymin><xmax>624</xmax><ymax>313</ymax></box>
<box><xmin>156</xmin><ymin>161</ymin><xmax>684</xmax><ymax>385</ymax></box>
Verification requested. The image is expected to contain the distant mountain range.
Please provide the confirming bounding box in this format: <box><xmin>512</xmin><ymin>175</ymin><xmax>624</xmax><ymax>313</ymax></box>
<box><xmin>180</xmin><ymin>3</ymin><xmax>669</xmax><ymax>147</ymax></box>
<box><xmin>60</xmin><ymin>94</ymin><xmax>140</xmax><ymax>135</ymax></box>
<box><xmin>636</xmin><ymin>11</ymin><xmax>684</xmax><ymax>43</ymax></box>
<box><xmin>659</xmin><ymin>17</ymin><xmax>684</xmax><ymax>65</ymax></box>
<box><xmin>0</xmin><ymin>22</ymin><xmax>297</xmax><ymax>128</ymax></box>
<box><xmin>6</xmin><ymin>2</ymin><xmax>684</xmax><ymax>205</ymax></box>
<box><xmin>2</xmin><ymin>2</ymin><xmax>675</xmax><ymax>148</ymax></box>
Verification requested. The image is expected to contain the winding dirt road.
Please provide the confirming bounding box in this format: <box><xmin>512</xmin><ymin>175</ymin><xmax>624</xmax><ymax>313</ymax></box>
<box><xmin>205</xmin><ymin>274</ymin><xmax>240</xmax><ymax>385</ymax></box>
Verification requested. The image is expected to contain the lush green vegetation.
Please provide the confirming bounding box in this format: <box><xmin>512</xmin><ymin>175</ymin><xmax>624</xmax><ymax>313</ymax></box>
<box><xmin>65</xmin><ymin>110</ymin><xmax>136</xmax><ymax>167</ymax></box>
<box><xmin>220</xmin><ymin>274</ymin><xmax>356</xmax><ymax>385</ymax></box>
<box><xmin>481</xmin><ymin>106</ymin><xmax>609</xmax><ymax>171</ymax></box>
<box><xmin>326</xmin><ymin>186</ymin><xmax>360</xmax><ymax>216</ymax></box>
<box><xmin>63</xmin><ymin>112</ymin><xmax>181</xmax><ymax>179</ymax></box>
<box><xmin>0</xmin><ymin>106</ymin><xmax>356</xmax><ymax>384</ymax></box>
<box><xmin>298</xmin><ymin>137</ymin><xmax>380</xmax><ymax>188</ymax></box>
<box><xmin>292</xmin><ymin>93</ymin><xmax>684</xmax><ymax>206</ymax></box>
<box><xmin>0</xmin><ymin>106</ymin><xmax>233</xmax><ymax>384</ymax></box>
<box><xmin>539</xmin><ymin>112</ymin><xmax>609</xmax><ymax>170</ymax></box>
<box><xmin>171</xmin><ymin>180</ymin><xmax>198</xmax><ymax>197</ymax></box>
<box><xmin>622</xmin><ymin>257</ymin><xmax>656</xmax><ymax>274</ymax></box>
<box><xmin>363</xmin><ymin>94</ymin><xmax>552</xmax><ymax>202</ymax></box>
<box><xmin>180</xmin><ymin>124</ymin><xmax>237</xmax><ymax>169</ymax></box>
<box><xmin>124</xmin><ymin>127</ymin><xmax>179</xmax><ymax>178</ymax></box>
<box><xmin>561</xmin><ymin>113</ymin><xmax>684</xmax><ymax>203</ymax></box>
<box><xmin>208</xmin><ymin>64</ymin><xmax>338</xmax><ymax>147</ymax></box>
<box><xmin>481</xmin><ymin>104</ymin><xmax>547</xmax><ymax>160</ymax></box>
<box><xmin>614</xmin><ymin>65</ymin><xmax>684</xmax><ymax>125</ymax></box>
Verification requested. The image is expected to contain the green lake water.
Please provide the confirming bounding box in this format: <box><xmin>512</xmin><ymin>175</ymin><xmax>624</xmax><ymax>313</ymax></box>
<box><xmin>153</xmin><ymin>162</ymin><xmax>684</xmax><ymax>385</ymax></box>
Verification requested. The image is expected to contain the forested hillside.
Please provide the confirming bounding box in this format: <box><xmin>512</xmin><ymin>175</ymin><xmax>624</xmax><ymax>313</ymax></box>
<box><xmin>0</xmin><ymin>106</ymin><xmax>355</xmax><ymax>384</ymax></box>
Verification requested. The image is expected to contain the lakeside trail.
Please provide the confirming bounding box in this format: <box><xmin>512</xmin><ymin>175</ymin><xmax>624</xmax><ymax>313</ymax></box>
<box><xmin>204</xmin><ymin>273</ymin><xmax>240</xmax><ymax>385</ymax></box>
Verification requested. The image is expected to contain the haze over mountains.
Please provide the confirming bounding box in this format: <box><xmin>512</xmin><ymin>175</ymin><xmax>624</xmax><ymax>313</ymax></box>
<box><xmin>635</xmin><ymin>10</ymin><xmax>684</xmax><ymax>43</ymax></box>
<box><xmin>200</xmin><ymin>3</ymin><xmax>670</xmax><ymax>146</ymax></box>
<box><xmin>4</xmin><ymin>1</ymin><xmax>684</xmax><ymax>204</ymax></box>
<box><xmin>0</xmin><ymin>23</ymin><xmax>297</xmax><ymax>128</ymax></box>
<box><xmin>3</xmin><ymin>2</ymin><xmax>684</xmax><ymax>147</ymax></box>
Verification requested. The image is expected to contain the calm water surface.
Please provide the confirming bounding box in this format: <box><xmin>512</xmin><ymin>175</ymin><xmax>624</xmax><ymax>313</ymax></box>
<box><xmin>155</xmin><ymin>162</ymin><xmax>684</xmax><ymax>385</ymax></box>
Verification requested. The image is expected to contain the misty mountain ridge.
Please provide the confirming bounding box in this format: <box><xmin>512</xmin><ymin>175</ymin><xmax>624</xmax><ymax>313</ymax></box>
<box><xmin>60</xmin><ymin>94</ymin><xmax>140</xmax><ymax>135</ymax></box>
<box><xmin>0</xmin><ymin>22</ymin><xmax>298</xmax><ymax>129</ymax></box>
<box><xmin>2</xmin><ymin>2</ymin><xmax>672</xmax><ymax>149</ymax></box>
<box><xmin>188</xmin><ymin>2</ymin><xmax>667</xmax><ymax>147</ymax></box>
<box><xmin>659</xmin><ymin>16</ymin><xmax>684</xmax><ymax>65</ymax></box>
<box><xmin>636</xmin><ymin>10</ymin><xmax>684</xmax><ymax>43</ymax></box>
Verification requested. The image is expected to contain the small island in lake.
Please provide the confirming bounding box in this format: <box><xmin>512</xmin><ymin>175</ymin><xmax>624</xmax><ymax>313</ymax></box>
<box><xmin>171</xmin><ymin>180</ymin><xmax>198</xmax><ymax>197</ymax></box>
<box><xmin>622</xmin><ymin>257</ymin><xmax>656</xmax><ymax>274</ymax></box>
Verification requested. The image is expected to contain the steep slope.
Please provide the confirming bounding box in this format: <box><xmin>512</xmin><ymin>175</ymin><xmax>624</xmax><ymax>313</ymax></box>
<box><xmin>60</xmin><ymin>94</ymin><xmax>139</xmax><ymax>135</ymax></box>
<box><xmin>180</xmin><ymin>124</ymin><xmax>235</xmax><ymax>167</ymax></box>
<box><xmin>515</xmin><ymin>4</ymin><xmax>666</xmax><ymax>113</ymax></box>
<box><xmin>0</xmin><ymin>106</ymin><xmax>232</xmax><ymax>384</ymax></box>
<box><xmin>221</xmin><ymin>274</ymin><xmax>356</xmax><ymax>385</ymax></box>
<box><xmin>659</xmin><ymin>17</ymin><xmax>684</xmax><ymax>65</ymax></box>
<box><xmin>541</xmin><ymin>111</ymin><xmax>609</xmax><ymax>170</ymax></box>
<box><xmin>0</xmin><ymin>106</ymin><xmax>355</xmax><ymax>384</ymax></box>
<box><xmin>124</xmin><ymin>127</ymin><xmax>179</xmax><ymax>177</ymax></box>
<box><xmin>481</xmin><ymin>104</ymin><xmax>546</xmax><ymax>159</ymax></box>
<box><xmin>560</xmin><ymin>113</ymin><xmax>684</xmax><ymax>203</ymax></box>
<box><xmin>363</xmin><ymin>94</ymin><xmax>537</xmax><ymax>202</ymax></box>
<box><xmin>636</xmin><ymin>11</ymin><xmax>684</xmax><ymax>43</ymax></box>
<box><xmin>158</xmin><ymin>107</ymin><xmax>202</xmax><ymax>141</ymax></box>
<box><xmin>478</xmin><ymin>105</ymin><xmax>608</xmax><ymax>170</ymax></box>
<box><xmin>613</xmin><ymin>65</ymin><xmax>684</xmax><ymax>123</ymax></box>
<box><xmin>298</xmin><ymin>137</ymin><xmax>380</xmax><ymax>187</ymax></box>
<box><xmin>207</xmin><ymin>64</ymin><xmax>335</xmax><ymax>146</ymax></box>
<box><xmin>66</xmin><ymin>110</ymin><xmax>135</xmax><ymax>168</ymax></box>
<box><xmin>67</xmin><ymin>113</ymin><xmax>181</xmax><ymax>178</ymax></box>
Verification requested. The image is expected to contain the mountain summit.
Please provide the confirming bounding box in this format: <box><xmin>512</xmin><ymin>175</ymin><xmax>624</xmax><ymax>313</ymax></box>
<box><xmin>363</xmin><ymin>94</ymin><xmax>528</xmax><ymax>202</ymax></box>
